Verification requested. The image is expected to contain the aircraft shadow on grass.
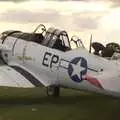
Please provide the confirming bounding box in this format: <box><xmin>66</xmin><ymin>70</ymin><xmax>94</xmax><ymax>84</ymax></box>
<box><xmin>0</xmin><ymin>93</ymin><xmax>117</xmax><ymax>105</ymax></box>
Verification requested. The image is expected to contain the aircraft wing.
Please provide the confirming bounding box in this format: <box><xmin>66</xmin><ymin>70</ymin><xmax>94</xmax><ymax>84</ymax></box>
<box><xmin>0</xmin><ymin>65</ymin><xmax>35</xmax><ymax>88</ymax></box>
<box><xmin>0</xmin><ymin>59</ymin><xmax>56</xmax><ymax>88</ymax></box>
<box><xmin>0</xmin><ymin>63</ymin><xmax>50</xmax><ymax>88</ymax></box>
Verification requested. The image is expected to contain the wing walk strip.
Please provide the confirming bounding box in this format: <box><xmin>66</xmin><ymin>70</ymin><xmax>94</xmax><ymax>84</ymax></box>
<box><xmin>11</xmin><ymin>66</ymin><xmax>43</xmax><ymax>87</ymax></box>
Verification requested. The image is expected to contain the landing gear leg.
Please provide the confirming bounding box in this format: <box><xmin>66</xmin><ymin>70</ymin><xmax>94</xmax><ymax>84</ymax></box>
<box><xmin>46</xmin><ymin>86</ymin><xmax>60</xmax><ymax>97</ymax></box>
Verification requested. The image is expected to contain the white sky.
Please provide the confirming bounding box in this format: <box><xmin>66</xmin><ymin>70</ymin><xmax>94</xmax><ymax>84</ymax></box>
<box><xmin>0</xmin><ymin>1</ymin><xmax>120</xmax><ymax>48</ymax></box>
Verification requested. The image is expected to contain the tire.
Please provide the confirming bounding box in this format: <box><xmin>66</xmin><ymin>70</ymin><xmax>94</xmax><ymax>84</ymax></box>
<box><xmin>46</xmin><ymin>86</ymin><xmax>60</xmax><ymax>97</ymax></box>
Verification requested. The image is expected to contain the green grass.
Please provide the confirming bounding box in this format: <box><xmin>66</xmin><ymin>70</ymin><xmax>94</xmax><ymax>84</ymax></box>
<box><xmin>0</xmin><ymin>87</ymin><xmax>119</xmax><ymax>120</ymax></box>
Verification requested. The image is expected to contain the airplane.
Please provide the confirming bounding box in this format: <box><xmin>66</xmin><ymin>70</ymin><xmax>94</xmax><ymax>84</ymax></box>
<box><xmin>0</xmin><ymin>24</ymin><xmax>120</xmax><ymax>98</ymax></box>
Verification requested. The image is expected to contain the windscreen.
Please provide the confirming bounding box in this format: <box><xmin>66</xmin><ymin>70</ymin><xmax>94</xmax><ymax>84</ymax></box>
<box><xmin>60</xmin><ymin>31</ymin><xmax>70</xmax><ymax>48</ymax></box>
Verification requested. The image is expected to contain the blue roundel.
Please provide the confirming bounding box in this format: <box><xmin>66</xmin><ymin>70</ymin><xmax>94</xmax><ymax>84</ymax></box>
<box><xmin>68</xmin><ymin>57</ymin><xmax>87</xmax><ymax>83</ymax></box>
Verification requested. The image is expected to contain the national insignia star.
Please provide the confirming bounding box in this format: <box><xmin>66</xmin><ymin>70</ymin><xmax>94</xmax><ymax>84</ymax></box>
<box><xmin>71</xmin><ymin>59</ymin><xmax>85</xmax><ymax>79</ymax></box>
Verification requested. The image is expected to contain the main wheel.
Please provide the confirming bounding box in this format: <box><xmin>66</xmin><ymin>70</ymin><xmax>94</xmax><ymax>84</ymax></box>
<box><xmin>46</xmin><ymin>86</ymin><xmax>60</xmax><ymax>97</ymax></box>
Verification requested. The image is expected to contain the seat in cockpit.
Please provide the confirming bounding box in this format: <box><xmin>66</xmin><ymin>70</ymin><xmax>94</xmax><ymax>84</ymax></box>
<box><xmin>41</xmin><ymin>27</ymin><xmax>56</xmax><ymax>46</ymax></box>
<box><xmin>32</xmin><ymin>33</ymin><xmax>44</xmax><ymax>44</ymax></box>
<box><xmin>41</xmin><ymin>27</ymin><xmax>71</xmax><ymax>51</ymax></box>
<box><xmin>53</xmin><ymin>38</ymin><xmax>63</xmax><ymax>51</ymax></box>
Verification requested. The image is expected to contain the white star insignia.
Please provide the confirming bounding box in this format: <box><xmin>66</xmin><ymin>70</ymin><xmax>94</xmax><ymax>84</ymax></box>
<box><xmin>71</xmin><ymin>59</ymin><xmax>85</xmax><ymax>79</ymax></box>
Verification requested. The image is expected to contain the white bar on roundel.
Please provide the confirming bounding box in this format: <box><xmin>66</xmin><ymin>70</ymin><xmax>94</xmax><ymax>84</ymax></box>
<box><xmin>59</xmin><ymin>59</ymin><xmax>70</xmax><ymax>69</ymax></box>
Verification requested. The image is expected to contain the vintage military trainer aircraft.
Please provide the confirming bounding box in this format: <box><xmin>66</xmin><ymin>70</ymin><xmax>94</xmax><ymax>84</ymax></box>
<box><xmin>0</xmin><ymin>24</ymin><xmax>120</xmax><ymax>97</ymax></box>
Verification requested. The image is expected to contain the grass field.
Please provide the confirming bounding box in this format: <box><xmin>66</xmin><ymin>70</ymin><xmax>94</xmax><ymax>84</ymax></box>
<box><xmin>0</xmin><ymin>87</ymin><xmax>119</xmax><ymax>120</ymax></box>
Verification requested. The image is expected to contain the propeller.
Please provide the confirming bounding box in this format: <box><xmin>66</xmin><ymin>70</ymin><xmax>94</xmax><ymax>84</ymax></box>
<box><xmin>89</xmin><ymin>34</ymin><xmax>92</xmax><ymax>53</ymax></box>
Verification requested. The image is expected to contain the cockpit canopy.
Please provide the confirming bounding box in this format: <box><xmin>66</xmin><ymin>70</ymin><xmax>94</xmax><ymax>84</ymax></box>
<box><xmin>42</xmin><ymin>27</ymin><xmax>71</xmax><ymax>51</ymax></box>
<box><xmin>0</xmin><ymin>24</ymin><xmax>85</xmax><ymax>52</ymax></box>
<box><xmin>70</xmin><ymin>35</ymin><xmax>85</xmax><ymax>49</ymax></box>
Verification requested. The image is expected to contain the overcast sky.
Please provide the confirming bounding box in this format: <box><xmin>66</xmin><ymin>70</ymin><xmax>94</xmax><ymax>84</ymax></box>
<box><xmin>0</xmin><ymin>0</ymin><xmax>120</xmax><ymax>48</ymax></box>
